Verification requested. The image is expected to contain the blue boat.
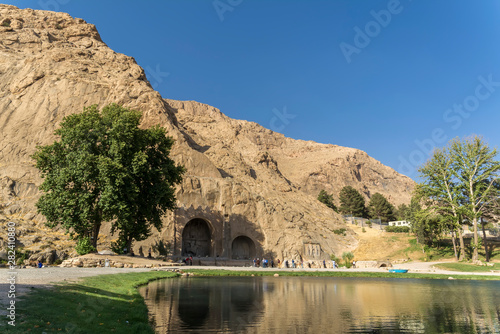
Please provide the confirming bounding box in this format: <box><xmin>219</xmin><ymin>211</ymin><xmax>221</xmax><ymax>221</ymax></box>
<box><xmin>389</xmin><ymin>269</ymin><xmax>408</xmax><ymax>273</ymax></box>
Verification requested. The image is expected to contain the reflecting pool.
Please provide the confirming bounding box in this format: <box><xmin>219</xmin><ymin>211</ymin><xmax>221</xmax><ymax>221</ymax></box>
<box><xmin>138</xmin><ymin>276</ymin><xmax>500</xmax><ymax>333</ymax></box>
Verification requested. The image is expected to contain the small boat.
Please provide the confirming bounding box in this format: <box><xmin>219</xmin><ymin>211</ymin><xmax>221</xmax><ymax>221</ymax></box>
<box><xmin>389</xmin><ymin>269</ymin><xmax>408</xmax><ymax>273</ymax></box>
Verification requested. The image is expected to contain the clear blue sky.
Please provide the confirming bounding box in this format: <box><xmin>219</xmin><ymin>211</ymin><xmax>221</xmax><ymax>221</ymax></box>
<box><xmin>7</xmin><ymin>0</ymin><xmax>500</xmax><ymax>180</ymax></box>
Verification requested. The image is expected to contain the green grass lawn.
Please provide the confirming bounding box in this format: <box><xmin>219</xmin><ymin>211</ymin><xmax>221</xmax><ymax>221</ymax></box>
<box><xmin>4</xmin><ymin>271</ymin><xmax>178</xmax><ymax>333</ymax></box>
<box><xmin>183</xmin><ymin>269</ymin><xmax>500</xmax><ymax>281</ymax></box>
<box><xmin>3</xmin><ymin>267</ymin><xmax>499</xmax><ymax>333</ymax></box>
<box><xmin>434</xmin><ymin>262</ymin><xmax>500</xmax><ymax>272</ymax></box>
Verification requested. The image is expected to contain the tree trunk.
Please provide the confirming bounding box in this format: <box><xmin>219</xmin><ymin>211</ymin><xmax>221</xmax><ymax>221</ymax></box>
<box><xmin>458</xmin><ymin>227</ymin><xmax>465</xmax><ymax>261</ymax></box>
<box><xmin>451</xmin><ymin>231</ymin><xmax>458</xmax><ymax>261</ymax></box>
<box><xmin>91</xmin><ymin>222</ymin><xmax>100</xmax><ymax>250</ymax></box>
<box><xmin>481</xmin><ymin>222</ymin><xmax>490</xmax><ymax>262</ymax></box>
<box><xmin>127</xmin><ymin>236</ymin><xmax>133</xmax><ymax>255</ymax></box>
<box><xmin>472</xmin><ymin>216</ymin><xmax>479</xmax><ymax>262</ymax></box>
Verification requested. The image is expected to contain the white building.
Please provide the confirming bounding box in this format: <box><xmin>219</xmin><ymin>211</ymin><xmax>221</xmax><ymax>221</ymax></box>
<box><xmin>388</xmin><ymin>220</ymin><xmax>411</xmax><ymax>227</ymax></box>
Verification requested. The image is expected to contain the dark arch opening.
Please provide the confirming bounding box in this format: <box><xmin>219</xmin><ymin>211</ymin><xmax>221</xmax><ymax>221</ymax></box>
<box><xmin>231</xmin><ymin>236</ymin><xmax>256</xmax><ymax>260</ymax></box>
<box><xmin>182</xmin><ymin>218</ymin><xmax>211</xmax><ymax>257</ymax></box>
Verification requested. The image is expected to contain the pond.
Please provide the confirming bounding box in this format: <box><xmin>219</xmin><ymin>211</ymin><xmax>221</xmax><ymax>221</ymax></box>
<box><xmin>138</xmin><ymin>276</ymin><xmax>500</xmax><ymax>333</ymax></box>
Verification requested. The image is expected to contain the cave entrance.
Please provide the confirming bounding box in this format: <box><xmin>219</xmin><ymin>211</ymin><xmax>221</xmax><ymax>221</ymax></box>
<box><xmin>231</xmin><ymin>236</ymin><xmax>256</xmax><ymax>260</ymax></box>
<box><xmin>182</xmin><ymin>218</ymin><xmax>211</xmax><ymax>257</ymax></box>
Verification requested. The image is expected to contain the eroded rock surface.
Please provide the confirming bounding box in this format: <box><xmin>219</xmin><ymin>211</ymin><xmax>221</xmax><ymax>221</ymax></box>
<box><xmin>0</xmin><ymin>5</ymin><xmax>414</xmax><ymax>262</ymax></box>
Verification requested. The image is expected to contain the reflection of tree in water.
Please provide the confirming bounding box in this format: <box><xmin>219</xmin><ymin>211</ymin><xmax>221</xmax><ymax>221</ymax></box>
<box><xmin>175</xmin><ymin>278</ymin><xmax>266</xmax><ymax>331</ymax></box>
<box><xmin>142</xmin><ymin>277</ymin><xmax>500</xmax><ymax>333</ymax></box>
<box><xmin>177</xmin><ymin>282</ymin><xmax>210</xmax><ymax>328</ymax></box>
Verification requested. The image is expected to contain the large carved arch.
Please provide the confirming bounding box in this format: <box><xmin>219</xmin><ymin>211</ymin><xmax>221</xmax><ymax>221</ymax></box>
<box><xmin>181</xmin><ymin>218</ymin><xmax>212</xmax><ymax>257</ymax></box>
<box><xmin>231</xmin><ymin>235</ymin><xmax>256</xmax><ymax>260</ymax></box>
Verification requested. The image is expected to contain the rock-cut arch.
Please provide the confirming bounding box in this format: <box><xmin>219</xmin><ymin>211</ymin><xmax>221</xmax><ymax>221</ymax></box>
<box><xmin>182</xmin><ymin>218</ymin><xmax>211</xmax><ymax>257</ymax></box>
<box><xmin>231</xmin><ymin>236</ymin><xmax>256</xmax><ymax>260</ymax></box>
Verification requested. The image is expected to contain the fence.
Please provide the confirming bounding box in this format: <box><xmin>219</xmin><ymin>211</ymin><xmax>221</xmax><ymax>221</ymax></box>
<box><xmin>343</xmin><ymin>215</ymin><xmax>386</xmax><ymax>230</ymax></box>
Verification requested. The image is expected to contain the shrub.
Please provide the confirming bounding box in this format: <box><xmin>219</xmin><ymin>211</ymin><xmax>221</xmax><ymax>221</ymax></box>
<box><xmin>333</xmin><ymin>228</ymin><xmax>347</xmax><ymax>236</ymax></box>
<box><xmin>330</xmin><ymin>253</ymin><xmax>341</xmax><ymax>264</ymax></box>
<box><xmin>111</xmin><ymin>237</ymin><xmax>127</xmax><ymax>255</ymax></box>
<box><xmin>153</xmin><ymin>240</ymin><xmax>171</xmax><ymax>256</ymax></box>
<box><xmin>362</xmin><ymin>227</ymin><xmax>366</xmax><ymax>233</ymax></box>
<box><xmin>75</xmin><ymin>237</ymin><xmax>96</xmax><ymax>255</ymax></box>
<box><xmin>342</xmin><ymin>251</ymin><xmax>354</xmax><ymax>268</ymax></box>
<box><xmin>385</xmin><ymin>226</ymin><xmax>410</xmax><ymax>233</ymax></box>
<box><xmin>15</xmin><ymin>248</ymin><xmax>31</xmax><ymax>265</ymax></box>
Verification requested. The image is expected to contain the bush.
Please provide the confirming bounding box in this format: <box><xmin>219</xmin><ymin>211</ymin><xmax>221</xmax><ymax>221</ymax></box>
<box><xmin>342</xmin><ymin>251</ymin><xmax>354</xmax><ymax>268</ymax></box>
<box><xmin>330</xmin><ymin>253</ymin><xmax>341</xmax><ymax>264</ymax></box>
<box><xmin>153</xmin><ymin>240</ymin><xmax>171</xmax><ymax>256</ymax></box>
<box><xmin>333</xmin><ymin>228</ymin><xmax>347</xmax><ymax>236</ymax></box>
<box><xmin>111</xmin><ymin>237</ymin><xmax>127</xmax><ymax>255</ymax></box>
<box><xmin>385</xmin><ymin>226</ymin><xmax>410</xmax><ymax>233</ymax></box>
<box><xmin>362</xmin><ymin>227</ymin><xmax>366</xmax><ymax>233</ymax></box>
<box><xmin>75</xmin><ymin>237</ymin><xmax>96</xmax><ymax>255</ymax></box>
<box><xmin>16</xmin><ymin>248</ymin><xmax>31</xmax><ymax>265</ymax></box>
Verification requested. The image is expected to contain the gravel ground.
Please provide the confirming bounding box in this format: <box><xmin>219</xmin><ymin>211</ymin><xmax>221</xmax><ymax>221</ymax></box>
<box><xmin>1</xmin><ymin>262</ymin><xmax>498</xmax><ymax>318</ymax></box>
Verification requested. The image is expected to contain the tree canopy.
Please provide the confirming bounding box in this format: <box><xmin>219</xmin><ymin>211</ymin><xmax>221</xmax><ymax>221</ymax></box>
<box><xmin>367</xmin><ymin>193</ymin><xmax>395</xmax><ymax>223</ymax></box>
<box><xmin>417</xmin><ymin>136</ymin><xmax>500</xmax><ymax>262</ymax></box>
<box><xmin>317</xmin><ymin>190</ymin><xmax>338</xmax><ymax>212</ymax></box>
<box><xmin>339</xmin><ymin>186</ymin><xmax>367</xmax><ymax>217</ymax></box>
<box><xmin>32</xmin><ymin>104</ymin><xmax>185</xmax><ymax>252</ymax></box>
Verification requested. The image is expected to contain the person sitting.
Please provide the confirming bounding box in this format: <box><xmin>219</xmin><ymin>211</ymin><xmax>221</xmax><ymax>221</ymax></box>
<box><xmin>37</xmin><ymin>260</ymin><xmax>43</xmax><ymax>268</ymax></box>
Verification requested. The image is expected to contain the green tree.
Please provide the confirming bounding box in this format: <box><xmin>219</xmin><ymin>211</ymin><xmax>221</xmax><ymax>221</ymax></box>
<box><xmin>418</xmin><ymin>147</ymin><xmax>466</xmax><ymax>261</ymax></box>
<box><xmin>395</xmin><ymin>203</ymin><xmax>410</xmax><ymax>221</ymax></box>
<box><xmin>318</xmin><ymin>190</ymin><xmax>338</xmax><ymax>212</ymax></box>
<box><xmin>449</xmin><ymin>136</ymin><xmax>500</xmax><ymax>262</ymax></box>
<box><xmin>367</xmin><ymin>193</ymin><xmax>395</xmax><ymax>223</ymax></box>
<box><xmin>339</xmin><ymin>186</ymin><xmax>367</xmax><ymax>217</ymax></box>
<box><xmin>32</xmin><ymin>104</ymin><xmax>185</xmax><ymax>252</ymax></box>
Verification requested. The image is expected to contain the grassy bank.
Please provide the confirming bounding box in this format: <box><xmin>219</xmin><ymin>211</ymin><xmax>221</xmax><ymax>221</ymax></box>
<box><xmin>4</xmin><ymin>271</ymin><xmax>178</xmax><ymax>333</ymax></box>
<box><xmin>434</xmin><ymin>262</ymin><xmax>500</xmax><ymax>272</ymax></box>
<box><xmin>183</xmin><ymin>269</ymin><xmax>500</xmax><ymax>281</ymax></box>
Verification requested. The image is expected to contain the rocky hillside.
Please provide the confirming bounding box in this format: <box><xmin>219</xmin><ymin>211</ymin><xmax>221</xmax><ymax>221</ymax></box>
<box><xmin>0</xmin><ymin>5</ymin><xmax>414</xmax><ymax>264</ymax></box>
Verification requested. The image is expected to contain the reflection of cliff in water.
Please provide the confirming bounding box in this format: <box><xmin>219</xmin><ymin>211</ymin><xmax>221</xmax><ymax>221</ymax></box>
<box><xmin>140</xmin><ymin>277</ymin><xmax>267</xmax><ymax>332</ymax></box>
<box><xmin>139</xmin><ymin>277</ymin><xmax>500</xmax><ymax>333</ymax></box>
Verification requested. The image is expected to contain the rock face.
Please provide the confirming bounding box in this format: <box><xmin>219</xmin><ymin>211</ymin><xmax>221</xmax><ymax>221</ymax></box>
<box><xmin>0</xmin><ymin>5</ymin><xmax>414</xmax><ymax>262</ymax></box>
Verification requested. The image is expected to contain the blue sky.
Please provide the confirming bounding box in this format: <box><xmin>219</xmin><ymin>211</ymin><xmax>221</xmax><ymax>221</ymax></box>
<box><xmin>7</xmin><ymin>0</ymin><xmax>500</xmax><ymax>180</ymax></box>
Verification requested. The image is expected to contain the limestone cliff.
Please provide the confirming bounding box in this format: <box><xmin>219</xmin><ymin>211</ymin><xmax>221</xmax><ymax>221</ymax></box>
<box><xmin>0</xmin><ymin>5</ymin><xmax>414</xmax><ymax>263</ymax></box>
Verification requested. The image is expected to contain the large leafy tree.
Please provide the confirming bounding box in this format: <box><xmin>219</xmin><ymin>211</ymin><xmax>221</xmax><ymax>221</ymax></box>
<box><xmin>449</xmin><ymin>136</ymin><xmax>500</xmax><ymax>262</ymax></box>
<box><xmin>418</xmin><ymin>147</ymin><xmax>466</xmax><ymax>261</ymax></box>
<box><xmin>367</xmin><ymin>193</ymin><xmax>395</xmax><ymax>223</ymax></box>
<box><xmin>32</xmin><ymin>104</ymin><xmax>185</xmax><ymax>252</ymax></box>
<box><xmin>339</xmin><ymin>186</ymin><xmax>367</xmax><ymax>217</ymax></box>
<box><xmin>317</xmin><ymin>190</ymin><xmax>338</xmax><ymax>212</ymax></box>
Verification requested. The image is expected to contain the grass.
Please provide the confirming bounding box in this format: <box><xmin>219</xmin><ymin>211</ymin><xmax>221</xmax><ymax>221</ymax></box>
<box><xmin>4</xmin><ymin>271</ymin><xmax>178</xmax><ymax>333</ymax></box>
<box><xmin>183</xmin><ymin>269</ymin><xmax>500</xmax><ymax>281</ymax></box>
<box><xmin>3</xmin><ymin>266</ymin><xmax>499</xmax><ymax>333</ymax></box>
<box><xmin>434</xmin><ymin>262</ymin><xmax>500</xmax><ymax>273</ymax></box>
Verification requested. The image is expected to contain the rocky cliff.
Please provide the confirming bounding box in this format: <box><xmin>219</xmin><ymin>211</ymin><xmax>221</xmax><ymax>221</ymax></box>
<box><xmin>0</xmin><ymin>5</ymin><xmax>414</xmax><ymax>263</ymax></box>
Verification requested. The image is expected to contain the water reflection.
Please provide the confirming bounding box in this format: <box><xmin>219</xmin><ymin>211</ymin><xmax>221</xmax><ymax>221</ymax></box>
<box><xmin>139</xmin><ymin>277</ymin><xmax>500</xmax><ymax>333</ymax></box>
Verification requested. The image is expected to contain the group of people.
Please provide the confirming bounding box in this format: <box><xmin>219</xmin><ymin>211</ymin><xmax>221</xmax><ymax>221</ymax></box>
<box><xmin>251</xmin><ymin>258</ymin><xmax>357</xmax><ymax>269</ymax></box>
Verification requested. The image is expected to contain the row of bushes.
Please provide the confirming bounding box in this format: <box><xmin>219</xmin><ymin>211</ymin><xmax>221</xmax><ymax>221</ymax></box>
<box><xmin>385</xmin><ymin>226</ymin><xmax>410</xmax><ymax>233</ymax></box>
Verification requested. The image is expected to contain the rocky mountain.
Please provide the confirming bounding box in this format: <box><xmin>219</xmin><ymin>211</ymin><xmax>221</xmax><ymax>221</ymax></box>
<box><xmin>0</xmin><ymin>5</ymin><xmax>414</xmax><ymax>264</ymax></box>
